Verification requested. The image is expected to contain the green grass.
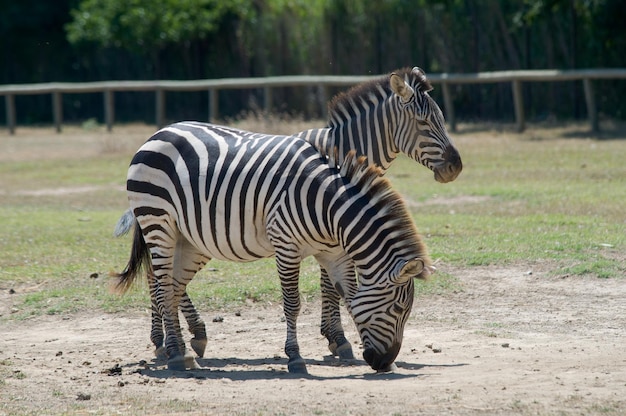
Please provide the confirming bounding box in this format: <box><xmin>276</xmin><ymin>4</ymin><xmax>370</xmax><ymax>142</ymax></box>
<box><xmin>1</xmin><ymin>122</ymin><xmax>625</xmax><ymax>319</ymax></box>
<box><xmin>388</xmin><ymin>127</ymin><xmax>626</xmax><ymax>278</ymax></box>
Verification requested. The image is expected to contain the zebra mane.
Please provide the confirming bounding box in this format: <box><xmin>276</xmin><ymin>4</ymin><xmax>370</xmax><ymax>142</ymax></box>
<box><xmin>325</xmin><ymin>148</ymin><xmax>383</xmax><ymax>190</ymax></box>
<box><xmin>327</xmin><ymin>150</ymin><xmax>430</xmax><ymax>269</ymax></box>
<box><xmin>327</xmin><ymin>67</ymin><xmax>433</xmax><ymax>128</ymax></box>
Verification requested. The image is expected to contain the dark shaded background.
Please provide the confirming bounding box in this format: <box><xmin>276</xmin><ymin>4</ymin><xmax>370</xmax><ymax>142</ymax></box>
<box><xmin>1</xmin><ymin>0</ymin><xmax>625</xmax><ymax>124</ymax></box>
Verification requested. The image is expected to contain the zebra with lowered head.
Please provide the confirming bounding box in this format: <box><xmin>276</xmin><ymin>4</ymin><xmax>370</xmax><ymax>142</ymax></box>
<box><xmin>113</xmin><ymin>121</ymin><xmax>433</xmax><ymax>373</ymax></box>
<box><xmin>140</xmin><ymin>67</ymin><xmax>462</xmax><ymax>363</ymax></box>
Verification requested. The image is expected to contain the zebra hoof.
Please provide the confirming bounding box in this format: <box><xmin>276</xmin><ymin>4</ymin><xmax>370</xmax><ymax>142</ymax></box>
<box><xmin>167</xmin><ymin>355</ymin><xmax>187</xmax><ymax>371</ymax></box>
<box><xmin>376</xmin><ymin>362</ymin><xmax>398</xmax><ymax>373</ymax></box>
<box><xmin>190</xmin><ymin>338</ymin><xmax>207</xmax><ymax>358</ymax></box>
<box><xmin>184</xmin><ymin>352</ymin><xmax>200</xmax><ymax>370</ymax></box>
<box><xmin>335</xmin><ymin>342</ymin><xmax>355</xmax><ymax>360</ymax></box>
<box><xmin>287</xmin><ymin>358</ymin><xmax>308</xmax><ymax>374</ymax></box>
<box><xmin>154</xmin><ymin>346</ymin><xmax>167</xmax><ymax>361</ymax></box>
<box><xmin>328</xmin><ymin>341</ymin><xmax>338</xmax><ymax>356</ymax></box>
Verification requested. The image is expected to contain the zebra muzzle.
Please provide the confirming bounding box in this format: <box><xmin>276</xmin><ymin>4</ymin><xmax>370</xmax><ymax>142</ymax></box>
<box><xmin>433</xmin><ymin>146</ymin><xmax>463</xmax><ymax>183</ymax></box>
<box><xmin>362</xmin><ymin>341</ymin><xmax>401</xmax><ymax>371</ymax></box>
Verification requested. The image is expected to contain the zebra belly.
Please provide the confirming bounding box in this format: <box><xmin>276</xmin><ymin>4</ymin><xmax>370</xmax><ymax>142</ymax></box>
<box><xmin>176</xmin><ymin>202</ymin><xmax>277</xmax><ymax>263</ymax></box>
<box><xmin>195</xmin><ymin>220</ymin><xmax>276</xmax><ymax>263</ymax></box>
<box><xmin>127</xmin><ymin>190</ymin><xmax>276</xmax><ymax>264</ymax></box>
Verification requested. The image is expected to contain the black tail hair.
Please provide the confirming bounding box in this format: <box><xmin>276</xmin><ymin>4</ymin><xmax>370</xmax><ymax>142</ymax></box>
<box><xmin>111</xmin><ymin>219</ymin><xmax>152</xmax><ymax>294</ymax></box>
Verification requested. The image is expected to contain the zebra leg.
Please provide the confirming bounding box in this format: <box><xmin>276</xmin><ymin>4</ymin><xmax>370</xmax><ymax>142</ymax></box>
<box><xmin>154</xmin><ymin>276</ymin><xmax>187</xmax><ymax>371</ymax></box>
<box><xmin>151</xmin><ymin>293</ymin><xmax>207</xmax><ymax>360</ymax></box>
<box><xmin>148</xmin><ymin>236</ymin><xmax>208</xmax><ymax>368</ymax></box>
<box><xmin>151</xmin><ymin>232</ymin><xmax>207</xmax><ymax>371</ymax></box>
<box><xmin>148</xmin><ymin>273</ymin><xmax>167</xmax><ymax>360</ymax></box>
<box><xmin>167</xmin><ymin>240</ymin><xmax>209</xmax><ymax>370</ymax></box>
<box><xmin>275</xmin><ymin>250</ymin><xmax>307</xmax><ymax>374</ymax></box>
<box><xmin>149</xmin><ymin>280</ymin><xmax>206</xmax><ymax>359</ymax></box>
<box><xmin>320</xmin><ymin>267</ymin><xmax>355</xmax><ymax>360</ymax></box>
<box><xmin>142</xmin><ymin>226</ymin><xmax>186</xmax><ymax>368</ymax></box>
<box><xmin>180</xmin><ymin>291</ymin><xmax>208</xmax><ymax>358</ymax></box>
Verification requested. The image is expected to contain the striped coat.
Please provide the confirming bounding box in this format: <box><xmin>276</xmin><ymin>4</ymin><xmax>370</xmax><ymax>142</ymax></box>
<box><xmin>114</xmin><ymin>122</ymin><xmax>432</xmax><ymax>373</ymax></box>
<box><xmin>139</xmin><ymin>67</ymin><xmax>462</xmax><ymax>363</ymax></box>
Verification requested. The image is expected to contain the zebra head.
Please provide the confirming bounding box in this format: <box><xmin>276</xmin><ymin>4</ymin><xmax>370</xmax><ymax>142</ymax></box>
<box><xmin>390</xmin><ymin>67</ymin><xmax>462</xmax><ymax>183</ymax></box>
<box><xmin>350</xmin><ymin>258</ymin><xmax>431</xmax><ymax>371</ymax></box>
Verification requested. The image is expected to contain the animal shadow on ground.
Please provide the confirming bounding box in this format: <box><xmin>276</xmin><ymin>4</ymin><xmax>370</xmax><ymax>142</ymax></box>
<box><xmin>128</xmin><ymin>356</ymin><xmax>467</xmax><ymax>381</ymax></box>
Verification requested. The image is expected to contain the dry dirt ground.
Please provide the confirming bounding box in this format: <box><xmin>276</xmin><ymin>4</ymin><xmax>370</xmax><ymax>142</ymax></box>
<box><xmin>2</xmin><ymin>264</ymin><xmax>625</xmax><ymax>415</ymax></box>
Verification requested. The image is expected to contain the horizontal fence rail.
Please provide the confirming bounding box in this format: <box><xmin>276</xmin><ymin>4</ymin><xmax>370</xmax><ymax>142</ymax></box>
<box><xmin>2</xmin><ymin>68</ymin><xmax>625</xmax><ymax>135</ymax></box>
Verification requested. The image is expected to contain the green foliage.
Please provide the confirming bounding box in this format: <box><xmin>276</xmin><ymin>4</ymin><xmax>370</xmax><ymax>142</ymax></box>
<box><xmin>66</xmin><ymin>0</ymin><xmax>254</xmax><ymax>51</ymax></box>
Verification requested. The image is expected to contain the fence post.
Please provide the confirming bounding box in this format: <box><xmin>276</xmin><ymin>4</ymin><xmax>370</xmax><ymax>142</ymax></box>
<box><xmin>5</xmin><ymin>94</ymin><xmax>16</xmax><ymax>135</ymax></box>
<box><xmin>52</xmin><ymin>91</ymin><xmax>62</xmax><ymax>133</ymax></box>
<box><xmin>208</xmin><ymin>88</ymin><xmax>218</xmax><ymax>122</ymax></box>
<box><xmin>155</xmin><ymin>89</ymin><xmax>165</xmax><ymax>128</ymax></box>
<box><xmin>582</xmin><ymin>78</ymin><xmax>599</xmax><ymax>133</ymax></box>
<box><xmin>511</xmin><ymin>80</ymin><xmax>525</xmax><ymax>132</ymax></box>
<box><xmin>104</xmin><ymin>90</ymin><xmax>114</xmax><ymax>132</ymax></box>
<box><xmin>441</xmin><ymin>81</ymin><xmax>456</xmax><ymax>132</ymax></box>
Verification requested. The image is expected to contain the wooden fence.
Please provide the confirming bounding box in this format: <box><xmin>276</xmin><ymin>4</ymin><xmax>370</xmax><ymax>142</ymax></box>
<box><xmin>1</xmin><ymin>68</ymin><xmax>625</xmax><ymax>135</ymax></box>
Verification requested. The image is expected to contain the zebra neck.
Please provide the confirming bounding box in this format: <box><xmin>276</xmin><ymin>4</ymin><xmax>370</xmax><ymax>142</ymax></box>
<box><xmin>327</xmin><ymin>98</ymin><xmax>399</xmax><ymax>170</ymax></box>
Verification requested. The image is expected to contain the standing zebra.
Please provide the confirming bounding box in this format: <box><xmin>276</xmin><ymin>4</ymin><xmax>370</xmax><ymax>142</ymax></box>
<box><xmin>113</xmin><ymin>122</ymin><xmax>433</xmax><ymax>373</ymax></box>
<box><xmin>135</xmin><ymin>66</ymin><xmax>462</xmax><ymax>363</ymax></box>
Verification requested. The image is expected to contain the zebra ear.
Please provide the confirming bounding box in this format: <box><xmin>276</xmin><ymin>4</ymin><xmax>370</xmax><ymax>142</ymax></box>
<box><xmin>390</xmin><ymin>73</ymin><xmax>415</xmax><ymax>103</ymax></box>
<box><xmin>390</xmin><ymin>259</ymin><xmax>425</xmax><ymax>284</ymax></box>
<box><xmin>412</xmin><ymin>67</ymin><xmax>433</xmax><ymax>92</ymax></box>
<box><xmin>412</xmin><ymin>67</ymin><xmax>425</xmax><ymax>76</ymax></box>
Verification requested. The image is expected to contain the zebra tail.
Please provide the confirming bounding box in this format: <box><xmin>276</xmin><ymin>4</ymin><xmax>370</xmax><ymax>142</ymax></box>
<box><xmin>110</xmin><ymin>209</ymin><xmax>152</xmax><ymax>294</ymax></box>
<box><xmin>113</xmin><ymin>208</ymin><xmax>135</xmax><ymax>237</ymax></box>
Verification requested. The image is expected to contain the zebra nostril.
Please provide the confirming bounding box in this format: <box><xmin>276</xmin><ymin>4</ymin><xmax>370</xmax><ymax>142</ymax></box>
<box><xmin>363</xmin><ymin>348</ymin><xmax>380</xmax><ymax>369</ymax></box>
<box><xmin>363</xmin><ymin>344</ymin><xmax>401</xmax><ymax>371</ymax></box>
<box><xmin>448</xmin><ymin>148</ymin><xmax>463</xmax><ymax>171</ymax></box>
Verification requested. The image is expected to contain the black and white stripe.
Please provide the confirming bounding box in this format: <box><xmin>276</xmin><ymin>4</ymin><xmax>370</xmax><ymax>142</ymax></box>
<box><xmin>294</xmin><ymin>66</ymin><xmax>461</xmax><ymax>358</ymax></box>
<box><xmin>300</xmin><ymin>66</ymin><xmax>462</xmax><ymax>177</ymax></box>
<box><xmin>114</xmin><ymin>121</ymin><xmax>432</xmax><ymax>373</ymax></box>
<box><xmin>119</xmin><ymin>66</ymin><xmax>461</xmax><ymax>364</ymax></box>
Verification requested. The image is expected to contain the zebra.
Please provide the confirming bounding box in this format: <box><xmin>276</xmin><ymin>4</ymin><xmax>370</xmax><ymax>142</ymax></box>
<box><xmin>113</xmin><ymin>122</ymin><xmax>433</xmax><ymax>373</ymax></box>
<box><xmin>137</xmin><ymin>66</ymin><xmax>463</xmax><ymax>363</ymax></box>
